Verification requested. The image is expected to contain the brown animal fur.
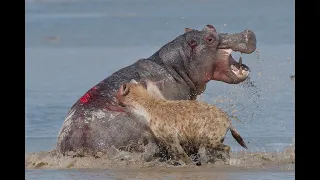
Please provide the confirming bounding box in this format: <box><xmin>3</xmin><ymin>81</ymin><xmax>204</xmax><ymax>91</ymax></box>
<box><xmin>117</xmin><ymin>81</ymin><xmax>247</xmax><ymax>165</ymax></box>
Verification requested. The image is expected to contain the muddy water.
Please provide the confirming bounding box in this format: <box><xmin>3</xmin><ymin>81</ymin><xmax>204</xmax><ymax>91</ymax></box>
<box><xmin>25</xmin><ymin>145</ymin><xmax>294</xmax><ymax>179</ymax></box>
<box><xmin>26</xmin><ymin>0</ymin><xmax>294</xmax><ymax>179</ymax></box>
<box><xmin>26</xmin><ymin>167</ymin><xmax>295</xmax><ymax>180</ymax></box>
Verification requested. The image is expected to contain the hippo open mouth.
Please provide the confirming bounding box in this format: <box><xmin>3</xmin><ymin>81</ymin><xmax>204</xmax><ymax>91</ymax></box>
<box><xmin>212</xmin><ymin>30</ymin><xmax>256</xmax><ymax>84</ymax></box>
<box><xmin>211</xmin><ymin>49</ymin><xmax>251</xmax><ymax>84</ymax></box>
<box><xmin>230</xmin><ymin>54</ymin><xmax>249</xmax><ymax>79</ymax></box>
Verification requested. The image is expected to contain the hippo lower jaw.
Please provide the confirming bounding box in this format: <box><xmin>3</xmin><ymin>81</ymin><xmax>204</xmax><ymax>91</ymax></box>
<box><xmin>212</xmin><ymin>49</ymin><xmax>250</xmax><ymax>84</ymax></box>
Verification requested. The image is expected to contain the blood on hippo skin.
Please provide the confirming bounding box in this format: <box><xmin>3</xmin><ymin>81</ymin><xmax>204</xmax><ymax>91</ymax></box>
<box><xmin>78</xmin><ymin>86</ymin><xmax>126</xmax><ymax>113</ymax></box>
<box><xmin>79</xmin><ymin>86</ymin><xmax>98</xmax><ymax>104</ymax></box>
<box><xmin>79</xmin><ymin>93</ymin><xmax>91</xmax><ymax>103</ymax></box>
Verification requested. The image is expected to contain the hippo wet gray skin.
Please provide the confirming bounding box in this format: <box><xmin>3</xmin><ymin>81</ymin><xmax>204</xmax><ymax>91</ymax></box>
<box><xmin>56</xmin><ymin>25</ymin><xmax>256</xmax><ymax>156</ymax></box>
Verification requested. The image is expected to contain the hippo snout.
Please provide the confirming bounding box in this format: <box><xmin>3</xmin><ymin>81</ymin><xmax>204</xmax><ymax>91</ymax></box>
<box><xmin>218</xmin><ymin>29</ymin><xmax>257</xmax><ymax>54</ymax></box>
<box><xmin>242</xmin><ymin>29</ymin><xmax>257</xmax><ymax>54</ymax></box>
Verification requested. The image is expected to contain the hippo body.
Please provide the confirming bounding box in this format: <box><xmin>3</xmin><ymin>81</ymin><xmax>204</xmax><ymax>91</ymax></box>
<box><xmin>57</xmin><ymin>60</ymin><xmax>190</xmax><ymax>155</ymax></box>
<box><xmin>56</xmin><ymin>25</ymin><xmax>256</xmax><ymax>155</ymax></box>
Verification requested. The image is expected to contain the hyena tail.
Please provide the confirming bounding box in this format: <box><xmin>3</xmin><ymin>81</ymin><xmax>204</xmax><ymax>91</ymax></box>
<box><xmin>230</xmin><ymin>125</ymin><xmax>247</xmax><ymax>149</ymax></box>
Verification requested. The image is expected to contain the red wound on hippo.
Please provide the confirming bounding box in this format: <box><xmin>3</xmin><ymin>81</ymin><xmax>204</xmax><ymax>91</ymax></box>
<box><xmin>188</xmin><ymin>39</ymin><xmax>197</xmax><ymax>49</ymax></box>
<box><xmin>79</xmin><ymin>86</ymin><xmax>98</xmax><ymax>104</ymax></box>
<box><xmin>80</xmin><ymin>93</ymin><xmax>91</xmax><ymax>103</ymax></box>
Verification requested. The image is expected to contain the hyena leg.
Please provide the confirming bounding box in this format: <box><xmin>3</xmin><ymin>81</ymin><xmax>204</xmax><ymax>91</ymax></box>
<box><xmin>216</xmin><ymin>143</ymin><xmax>231</xmax><ymax>154</ymax></box>
<box><xmin>206</xmin><ymin>142</ymin><xmax>231</xmax><ymax>164</ymax></box>
<box><xmin>215</xmin><ymin>143</ymin><xmax>231</xmax><ymax>164</ymax></box>
<box><xmin>197</xmin><ymin>145</ymin><xmax>210</xmax><ymax>165</ymax></box>
<box><xmin>142</xmin><ymin>142</ymin><xmax>160</xmax><ymax>162</ymax></box>
<box><xmin>167</xmin><ymin>143</ymin><xmax>191</xmax><ymax>165</ymax></box>
<box><xmin>216</xmin><ymin>143</ymin><xmax>231</xmax><ymax>164</ymax></box>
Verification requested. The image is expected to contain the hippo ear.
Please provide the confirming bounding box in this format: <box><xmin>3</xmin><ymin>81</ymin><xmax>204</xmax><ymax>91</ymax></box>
<box><xmin>184</xmin><ymin>28</ymin><xmax>194</xmax><ymax>33</ymax></box>
<box><xmin>130</xmin><ymin>79</ymin><xmax>138</xmax><ymax>84</ymax></box>
<box><xmin>203</xmin><ymin>24</ymin><xmax>216</xmax><ymax>32</ymax></box>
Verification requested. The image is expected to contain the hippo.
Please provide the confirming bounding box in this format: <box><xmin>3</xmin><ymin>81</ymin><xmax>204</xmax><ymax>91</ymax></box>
<box><xmin>56</xmin><ymin>25</ymin><xmax>256</xmax><ymax>156</ymax></box>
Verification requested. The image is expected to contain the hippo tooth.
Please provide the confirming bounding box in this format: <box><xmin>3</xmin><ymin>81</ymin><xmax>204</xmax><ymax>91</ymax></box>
<box><xmin>239</xmin><ymin>57</ymin><xmax>243</xmax><ymax>75</ymax></box>
<box><xmin>225</xmin><ymin>49</ymin><xmax>233</xmax><ymax>55</ymax></box>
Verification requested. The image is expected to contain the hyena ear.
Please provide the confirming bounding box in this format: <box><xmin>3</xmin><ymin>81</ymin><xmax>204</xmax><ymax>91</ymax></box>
<box><xmin>120</xmin><ymin>84</ymin><xmax>129</xmax><ymax>96</ymax></box>
<box><xmin>145</xmin><ymin>80</ymin><xmax>166</xmax><ymax>100</ymax></box>
<box><xmin>154</xmin><ymin>80</ymin><xmax>165</xmax><ymax>91</ymax></box>
<box><xmin>130</xmin><ymin>79</ymin><xmax>138</xmax><ymax>84</ymax></box>
<box><xmin>139</xmin><ymin>80</ymin><xmax>148</xmax><ymax>89</ymax></box>
<box><xmin>146</xmin><ymin>80</ymin><xmax>165</xmax><ymax>92</ymax></box>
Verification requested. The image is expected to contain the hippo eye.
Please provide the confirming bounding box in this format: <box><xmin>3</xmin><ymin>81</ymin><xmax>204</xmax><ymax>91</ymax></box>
<box><xmin>205</xmin><ymin>35</ymin><xmax>215</xmax><ymax>44</ymax></box>
<box><xmin>207</xmin><ymin>37</ymin><xmax>214</xmax><ymax>42</ymax></box>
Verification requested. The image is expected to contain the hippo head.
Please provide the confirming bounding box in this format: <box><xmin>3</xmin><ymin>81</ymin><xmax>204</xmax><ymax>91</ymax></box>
<box><xmin>184</xmin><ymin>25</ymin><xmax>256</xmax><ymax>85</ymax></box>
<box><xmin>153</xmin><ymin>24</ymin><xmax>256</xmax><ymax>94</ymax></box>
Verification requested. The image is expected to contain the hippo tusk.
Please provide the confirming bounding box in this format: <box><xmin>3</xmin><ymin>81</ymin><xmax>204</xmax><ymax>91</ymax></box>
<box><xmin>239</xmin><ymin>57</ymin><xmax>243</xmax><ymax>75</ymax></box>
